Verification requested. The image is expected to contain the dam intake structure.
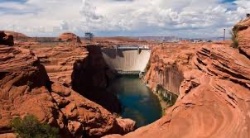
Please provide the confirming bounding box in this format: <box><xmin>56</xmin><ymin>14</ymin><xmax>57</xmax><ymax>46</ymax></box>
<box><xmin>101</xmin><ymin>45</ymin><xmax>151</xmax><ymax>75</ymax></box>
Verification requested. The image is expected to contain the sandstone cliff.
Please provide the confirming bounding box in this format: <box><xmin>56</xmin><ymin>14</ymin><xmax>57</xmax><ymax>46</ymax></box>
<box><xmin>0</xmin><ymin>46</ymin><xmax>134</xmax><ymax>138</ymax></box>
<box><xmin>31</xmin><ymin>45</ymin><xmax>88</xmax><ymax>86</ymax></box>
<box><xmin>30</xmin><ymin>43</ymin><xmax>121</xmax><ymax>113</ymax></box>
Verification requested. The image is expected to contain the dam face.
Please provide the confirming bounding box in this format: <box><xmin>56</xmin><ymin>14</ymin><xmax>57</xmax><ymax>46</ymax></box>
<box><xmin>101</xmin><ymin>46</ymin><xmax>151</xmax><ymax>74</ymax></box>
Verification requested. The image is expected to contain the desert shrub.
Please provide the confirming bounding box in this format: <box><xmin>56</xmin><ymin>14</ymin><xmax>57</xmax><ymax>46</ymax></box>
<box><xmin>11</xmin><ymin>115</ymin><xmax>59</xmax><ymax>138</ymax></box>
<box><xmin>230</xmin><ymin>30</ymin><xmax>239</xmax><ymax>48</ymax></box>
<box><xmin>231</xmin><ymin>29</ymin><xmax>238</xmax><ymax>48</ymax></box>
<box><xmin>230</xmin><ymin>25</ymin><xmax>241</xmax><ymax>49</ymax></box>
<box><xmin>156</xmin><ymin>84</ymin><xmax>178</xmax><ymax>106</ymax></box>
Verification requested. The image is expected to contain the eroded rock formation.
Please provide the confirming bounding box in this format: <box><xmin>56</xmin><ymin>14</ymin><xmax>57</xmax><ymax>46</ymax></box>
<box><xmin>0</xmin><ymin>46</ymin><xmax>134</xmax><ymax>138</ymax></box>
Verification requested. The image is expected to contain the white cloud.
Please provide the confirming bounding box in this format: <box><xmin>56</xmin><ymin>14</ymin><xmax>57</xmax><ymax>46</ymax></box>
<box><xmin>0</xmin><ymin>0</ymin><xmax>249</xmax><ymax>38</ymax></box>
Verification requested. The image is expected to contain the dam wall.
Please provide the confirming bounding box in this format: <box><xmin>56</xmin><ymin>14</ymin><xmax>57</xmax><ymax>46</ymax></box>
<box><xmin>101</xmin><ymin>46</ymin><xmax>151</xmax><ymax>74</ymax></box>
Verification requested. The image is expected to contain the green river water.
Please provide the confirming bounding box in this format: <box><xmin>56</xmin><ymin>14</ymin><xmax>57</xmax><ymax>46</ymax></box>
<box><xmin>108</xmin><ymin>76</ymin><xmax>162</xmax><ymax>127</ymax></box>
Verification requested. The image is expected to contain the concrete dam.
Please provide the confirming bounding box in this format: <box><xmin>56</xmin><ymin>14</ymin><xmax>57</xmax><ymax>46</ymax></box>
<box><xmin>101</xmin><ymin>46</ymin><xmax>151</xmax><ymax>74</ymax></box>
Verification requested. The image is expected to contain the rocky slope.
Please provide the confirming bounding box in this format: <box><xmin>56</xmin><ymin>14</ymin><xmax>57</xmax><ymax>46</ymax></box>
<box><xmin>105</xmin><ymin>21</ymin><xmax>250</xmax><ymax>137</ymax></box>
<box><xmin>0</xmin><ymin>46</ymin><xmax>135</xmax><ymax>138</ymax></box>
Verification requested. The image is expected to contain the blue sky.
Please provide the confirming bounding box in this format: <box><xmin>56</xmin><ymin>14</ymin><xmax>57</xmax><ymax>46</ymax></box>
<box><xmin>0</xmin><ymin>0</ymin><xmax>249</xmax><ymax>38</ymax></box>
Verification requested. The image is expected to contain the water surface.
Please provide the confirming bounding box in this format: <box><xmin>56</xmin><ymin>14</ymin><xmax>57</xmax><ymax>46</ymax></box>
<box><xmin>108</xmin><ymin>76</ymin><xmax>162</xmax><ymax>127</ymax></box>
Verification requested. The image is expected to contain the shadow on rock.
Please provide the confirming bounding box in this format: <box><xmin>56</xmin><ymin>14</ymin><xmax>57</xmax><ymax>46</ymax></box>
<box><xmin>71</xmin><ymin>46</ymin><xmax>121</xmax><ymax>113</ymax></box>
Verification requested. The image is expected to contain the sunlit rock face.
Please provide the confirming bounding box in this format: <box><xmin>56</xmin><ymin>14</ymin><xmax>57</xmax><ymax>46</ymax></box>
<box><xmin>31</xmin><ymin>44</ymin><xmax>88</xmax><ymax>86</ymax></box>
<box><xmin>144</xmin><ymin>46</ymin><xmax>185</xmax><ymax>95</ymax></box>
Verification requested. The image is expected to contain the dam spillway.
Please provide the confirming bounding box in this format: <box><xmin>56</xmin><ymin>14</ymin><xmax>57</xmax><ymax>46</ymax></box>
<box><xmin>101</xmin><ymin>45</ymin><xmax>151</xmax><ymax>74</ymax></box>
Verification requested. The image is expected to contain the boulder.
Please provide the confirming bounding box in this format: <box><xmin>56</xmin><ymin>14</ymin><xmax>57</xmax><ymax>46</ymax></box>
<box><xmin>58</xmin><ymin>32</ymin><xmax>82</xmax><ymax>43</ymax></box>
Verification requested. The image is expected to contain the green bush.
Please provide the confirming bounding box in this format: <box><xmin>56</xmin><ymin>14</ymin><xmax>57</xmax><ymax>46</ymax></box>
<box><xmin>230</xmin><ymin>25</ymin><xmax>243</xmax><ymax>48</ymax></box>
<box><xmin>230</xmin><ymin>28</ymin><xmax>239</xmax><ymax>49</ymax></box>
<box><xmin>11</xmin><ymin>115</ymin><xmax>59</xmax><ymax>138</ymax></box>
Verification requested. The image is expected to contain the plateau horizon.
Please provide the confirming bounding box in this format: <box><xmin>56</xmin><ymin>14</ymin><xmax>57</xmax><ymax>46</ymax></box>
<box><xmin>0</xmin><ymin>0</ymin><xmax>249</xmax><ymax>37</ymax></box>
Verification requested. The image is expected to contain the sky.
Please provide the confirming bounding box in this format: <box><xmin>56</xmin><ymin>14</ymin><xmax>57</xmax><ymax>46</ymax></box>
<box><xmin>0</xmin><ymin>0</ymin><xmax>250</xmax><ymax>38</ymax></box>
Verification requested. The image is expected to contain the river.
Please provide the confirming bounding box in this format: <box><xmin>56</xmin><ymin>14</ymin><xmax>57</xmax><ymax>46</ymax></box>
<box><xmin>107</xmin><ymin>76</ymin><xmax>162</xmax><ymax>127</ymax></box>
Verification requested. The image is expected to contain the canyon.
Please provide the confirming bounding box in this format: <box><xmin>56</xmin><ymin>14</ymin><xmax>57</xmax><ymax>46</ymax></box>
<box><xmin>0</xmin><ymin>32</ymin><xmax>135</xmax><ymax>138</ymax></box>
<box><xmin>0</xmin><ymin>17</ymin><xmax>250</xmax><ymax>138</ymax></box>
<box><xmin>105</xmin><ymin>18</ymin><xmax>250</xmax><ymax>138</ymax></box>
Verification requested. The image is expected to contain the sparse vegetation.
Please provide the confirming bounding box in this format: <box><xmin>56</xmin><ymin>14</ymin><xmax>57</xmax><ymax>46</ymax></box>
<box><xmin>156</xmin><ymin>84</ymin><xmax>178</xmax><ymax>107</ymax></box>
<box><xmin>11</xmin><ymin>115</ymin><xmax>59</xmax><ymax>138</ymax></box>
<box><xmin>144</xmin><ymin>61</ymin><xmax>151</xmax><ymax>73</ymax></box>
<box><xmin>230</xmin><ymin>24</ymin><xmax>249</xmax><ymax>49</ymax></box>
<box><xmin>230</xmin><ymin>28</ymin><xmax>239</xmax><ymax>49</ymax></box>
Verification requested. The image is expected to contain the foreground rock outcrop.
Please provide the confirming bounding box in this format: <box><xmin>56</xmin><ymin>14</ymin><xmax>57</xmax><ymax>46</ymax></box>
<box><xmin>0</xmin><ymin>46</ymin><xmax>134</xmax><ymax>138</ymax></box>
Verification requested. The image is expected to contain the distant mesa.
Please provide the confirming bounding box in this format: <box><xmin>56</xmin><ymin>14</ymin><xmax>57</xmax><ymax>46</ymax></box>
<box><xmin>58</xmin><ymin>32</ymin><xmax>82</xmax><ymax>43</ymax></box>
<box><xmin>0</xmin><ymin>31</ymin><xmax>14</xmax><ymax>46</ymax></box>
